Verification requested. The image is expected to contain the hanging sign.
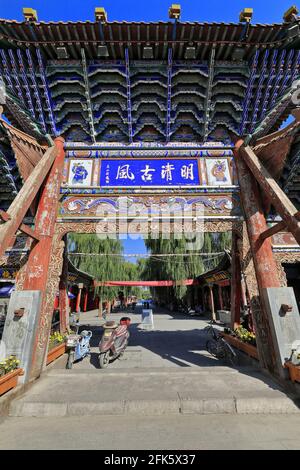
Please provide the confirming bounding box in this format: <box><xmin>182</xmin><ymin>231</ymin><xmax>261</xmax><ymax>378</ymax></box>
<box><xmin>99</xmin><ymin>158</ymin><xmax>200</xmax><ymax>187</ymax></box>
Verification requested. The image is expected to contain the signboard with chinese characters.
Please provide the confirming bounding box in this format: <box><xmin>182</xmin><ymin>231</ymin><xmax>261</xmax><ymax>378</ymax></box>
<box><xmin>100</xmin><ymin>159</ymin><xmax>200</xmax><ymax>187</ymax></box>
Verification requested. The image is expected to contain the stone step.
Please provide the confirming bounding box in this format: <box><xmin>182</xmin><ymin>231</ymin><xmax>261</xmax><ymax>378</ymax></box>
<box><xmin>47</xmin><ymin>365</ymin><xmax>261</xmax><ymax>376</ymax></box>
<box><xmin>8</xmin><ymin>366</ymin><xmax>300</xmax><ymax>417</ymax></box>
<box><xmin>9</xmin><ymin>394</ymin><xmax>300</xmax><ymax>417</ymax></box>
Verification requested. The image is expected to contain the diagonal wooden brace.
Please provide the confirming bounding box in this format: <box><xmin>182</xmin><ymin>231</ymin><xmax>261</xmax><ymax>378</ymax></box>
<box><xmin>0</xmin><ymin>211</ymin><xmax>41</xmax><ymax>244</ymax></box>
<box><xmin>0</xmin><ymin>145</ymin><xmax>57</xmax><ymax>257</ymax></box>
<box><xmin>260</xmin><ymin>211</ymin><xmax>300</xmax><ymax>241</ymax></box>
<box><xmin>239</xmin><ymin>145</ymin><xmax>300</xmax><ymax>245</ymax></box>
<box><xmin>0</xmin><ymin>210</ymin><xmax>11</xmax><ymax>222</ymax></box>
<box><xmin>18</xmin><ymin>224</ymin><xmax>40</xmax><ymax>241</ymax></box>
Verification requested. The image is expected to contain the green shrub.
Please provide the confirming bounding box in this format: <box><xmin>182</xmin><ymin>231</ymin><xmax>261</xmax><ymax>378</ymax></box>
<box><xmin>0</xmin><ymin>355</ymin><xmax>20</xmax><ymax>377</ymax></box>
<box><xmin>234</xmin><ymin>326</ymin><xmax>256</xmax><ymax>346</ymax></box>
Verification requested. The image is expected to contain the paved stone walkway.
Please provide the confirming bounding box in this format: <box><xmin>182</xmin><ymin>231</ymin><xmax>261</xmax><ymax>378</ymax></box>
<box><xmin>2</xmin><ymin>413</ymin><xmax>300</xmax><ymax>449</ymax></box>
<box><xmin>6</xmin><ymin>306</ymin><xmax>300</xmax><ymax>418</ymax></box>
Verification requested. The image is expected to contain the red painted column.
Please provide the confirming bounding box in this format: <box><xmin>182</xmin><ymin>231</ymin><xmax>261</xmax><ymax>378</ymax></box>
<box><xmin>75</xmin><ymin>283</ymin><xmax>83</xmax><ymax>313</ymax></box>
<box><xmin>234</xmin><ymin>141</ymin><xmax>281</xmax><ymax>289</ymax></box>
<box><xmin>234</xmin><ymin>140</ymin><xmax>281</xmax><ymax>373</ymax></box>
<box><xmin>59</xmin><ymin>247</ymin><xmax>69</xmax><ymax>333</ymax></box>
<box><xmin>230</xmin><ymin>231</ymin><xmax>242</xmax><ymax>330</ymax></box>
<box><xmin>218</xmin><ymin>285</ymin><xmax>224</xmax><ymax>310</ymax></box>
<box><xmin>209</xmin><ymin>285</ymin><xmax>216</xmax><ymax>322</ymax></box>
<box><xmin>83</xmin><ymin>291</ymin><xmax>88</xmax><ymax>312</ymax></box>
<box><xmin>21</xmin><ymin>137</ymin><xmax>66</xmax><ymax>379</ymax></box>
<box><xmin>22</xmin><ymin>137</ymin><xmax>65</xmax><ymax>291</ymax></box>
<box><xmin>53</xmin><ymin>295</ymin><xmax>59</xmax><ymax>309</ymax></box>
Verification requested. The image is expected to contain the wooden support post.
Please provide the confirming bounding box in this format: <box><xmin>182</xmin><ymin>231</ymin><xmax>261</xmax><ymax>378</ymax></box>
<box><xmin>218</xmin><ymin>285</ymin><xmax>224</xmax><ymax>310</ymax></box>
<box><xmin>209</xmin><ymin>285</ymin><xmax>216</xmax><ymax>322</ymax></box>
<box><xmin>83</xmin><ymin>291</ymin><xmax>88</xmax><ymax>312</ymax></box>
<box><xmin>59</xmin><ymin>244</ymin><xmax>69</xmax><ymax>333</ymax></box>
<box><xmin>0</xmin><ymin>145</ymin><xmax>57</xmax><ymax>258</ymax></box>
<box><xmin>240</xmin><ymin>145</ymin><xmax>300</xmax><ymax>244</ymax></box>
<box><xmin>234</xmin><ymin>140</ymin><xmax>282</xmax><ymax>374</ymax></box>
<box><xmin>76</xmin><ymin>283</ymin><xmax>84</xmax><ymax>313</ymax></box>
<box><xmin>230</xmin><ymin>231</ymin><xmax>242</xmax><ymax>330</ymax></box>
<box><xmin>20</xmin><ymin>137</ymin><xmax>65</xmax><ymax>379</ymax></box>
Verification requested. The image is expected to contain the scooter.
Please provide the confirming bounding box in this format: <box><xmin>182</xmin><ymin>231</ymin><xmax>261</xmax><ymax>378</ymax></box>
<box><xmin>66</xmin><ymin>330</ymin><xmax>92</xmax><ymax>369</ymax></box>
<box><xmin>98</xmin><ymin>317</ymin><xmax>131</xmax><ymax>369</ymax></box>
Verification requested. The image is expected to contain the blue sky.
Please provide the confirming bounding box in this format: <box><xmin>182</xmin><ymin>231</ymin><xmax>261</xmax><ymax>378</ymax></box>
<box><xmin>1</xmin><ymin>0</ymin><xmax>298</xmax><ymax>23</ymax></box>
<box><xmin>121</xmin><ymin>236</ymin><xmax>147</xmax><ymax>263</ymax></box>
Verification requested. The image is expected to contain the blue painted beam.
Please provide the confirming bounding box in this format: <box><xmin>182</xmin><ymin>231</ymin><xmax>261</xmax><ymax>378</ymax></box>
<box><xmin>16</xmin><ymin>49</ymin><xmax>36</xmax><ymax>120</ymax></box>
<box><xmin>239</xmin><ymin>49</ymin><xmax>260</xmax><ymax>135</ymax></box>
<box><xmin>259</xmin><ymin>49</ymin><xmax>278</xmax><ymax>122</ymax></box>
<box><xmin>166</xmin><ymin>47</ymin><xmax>173</xmax><ymax>142</ymax></box>
<box><xmin>25</xmin><ymin>49</ymin><xmax>47</xmax><ymax>133</ymax></box>
<box><xmin>0</xmin><ymin>49</ymin><xmax>15</xmax><ymax>95</ymax></box>
<box><xmin>268</xmin><ymin>50</ymin><xmax>287</xmax><ymax>110</ymax></box>
<box><xmin>277</xmin><ymin>49</ymin><xmax>295</xmax><ymax>98</ymax></box>
<box><xmin>203</xmin><ymin>47</ymin><xmax>216</xmax><ymax>141</ymax></box>
<box><xmin>81</xmin><ymin>48</ymin><xmax>96</xmax><ymax>143</ymax></box>
<box><xmin>98</xmin><ymin>20</ymin><xmax>105</xmax><ymax>41</ymax></box>
<box><xmin>250</xmin><ymin>49</ymin><xmax>269</xmax><ymax>132</ymax></box>
<box><xmin>125</xmin><ymin>48</ymin><xmax>133</xmax><ymax>143</ymax></box>
<box><xmin>7</xmin><ymin>49</ymin><xmax>26</xmax><ymax>107</ymax></box>
<box><xmin>288</xmin><ymin>50</ymin><xmax>300</xmax><ymax>89</ymax></box>
<box><xmin>36</xmin><ymin>48</ymin><xmax>57</xmax><ymax>136</ymax></box>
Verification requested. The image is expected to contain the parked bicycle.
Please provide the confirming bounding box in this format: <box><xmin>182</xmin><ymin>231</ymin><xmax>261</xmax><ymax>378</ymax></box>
<box><xmin>204</xmin><ymin>321</ymin><xmax>238</xmax><ymax>366</ymax></box>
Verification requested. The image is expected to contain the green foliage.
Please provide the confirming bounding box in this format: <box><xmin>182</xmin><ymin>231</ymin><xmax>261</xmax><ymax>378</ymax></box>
<box><xmin>49</xmin><ymin>331</ymin><xmax>67</xmax><ymax>350</ymax></box>
<box><xmin>0</xmin><ymin>355</ymin><xmax>20</xmax><ymax>377</ymax></box>
<box><xmin>67</xmin><ymin>232</ymin><xmax>231</xmax><ymax>308</ymax></box>
<box><xmin>68</xmin><ymin>234</ymin><xmax>146</xmax><ymax>302</ymax></box>
<box><xmin>142</xmin><ymin>232</ymin><xmax>231</xmax><ymax>306</ymax></box>
<box><xmin>234</xmin><ymin>326</ymin><xmax>256</xmax><ymax>346</ymax></box>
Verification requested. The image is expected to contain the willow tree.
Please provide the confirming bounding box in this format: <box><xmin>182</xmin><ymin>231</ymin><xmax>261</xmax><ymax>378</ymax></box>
<box><xmin>142</xmin><ymin>232</ymin><xmax>231</xmax><ymax>307</ymax></box>
<box><xmin>143</xmin><ymin>235</ymin><xmax>205</xmax><ymax>306</ymax></box>
<box><xmin>67</xmin><ymin>234</ymin><xmax>149</xmax><ymax>316</ymax></box>
<box><xmin>68</xmin><ymin>234</ymin><xmax>125</xmax><ymax>316</ymax></box>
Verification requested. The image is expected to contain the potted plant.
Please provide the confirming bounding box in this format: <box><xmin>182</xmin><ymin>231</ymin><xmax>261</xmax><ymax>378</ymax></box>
<box><xmin>46</xmin><ymin>331</ymin><xmax>67</xmax><ymax>365</ymax></box>
<box><xmin>285</xmin><ymin>347</ymin><xmax>300</xmax><ymax>383</ymax></box>
<box><xmin>234</xmin><ymin>326</ymin><xmax>256</xmax><ymax>347</ymax></box>
<box><xmin>0</xmin><ymin>355</ymin><xmax>23</xmax><ymax>396</ymax></box>
<box><xmin>221</xmin><ymin>326</ymin><xmax>258</xmax><ymax>360</ymax></box>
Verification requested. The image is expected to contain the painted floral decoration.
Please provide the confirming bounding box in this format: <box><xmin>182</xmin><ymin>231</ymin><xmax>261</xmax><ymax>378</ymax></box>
<box><xmin>211</xmin><ymin>160</ymin><xmax>227</xmax><ymax>182</ymax></box>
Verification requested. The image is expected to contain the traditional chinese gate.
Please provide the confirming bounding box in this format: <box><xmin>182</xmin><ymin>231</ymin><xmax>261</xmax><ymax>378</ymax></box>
<box><xmin>1</xmin><ymin>13</ymin><xmax>300</xmax><ymax>384</ymax></box>
<box><xmin>1</xmin><ymin>133</ymin><xmax>298</xmax><ymax>381</ymax></box>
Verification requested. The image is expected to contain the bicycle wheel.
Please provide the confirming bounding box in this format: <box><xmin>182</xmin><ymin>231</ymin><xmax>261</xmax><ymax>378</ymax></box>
<box><xmin>223</xmin><ymin>342</ymin><xmax>238</xmax><ymax>367</ymax></box>
<box><xmin>206</xmin><ymin>339</ymin><xmax>218</xmax><ymax>357</ymax></box>
<box><xmin>66</xmin><ymin>351</ymin><xmax>74</xmax><ymax>369</ymax></box>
